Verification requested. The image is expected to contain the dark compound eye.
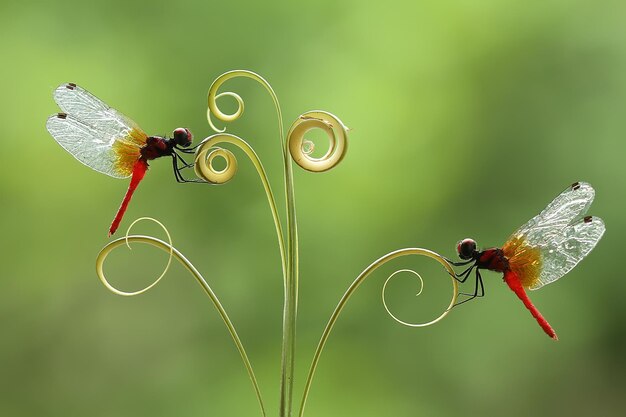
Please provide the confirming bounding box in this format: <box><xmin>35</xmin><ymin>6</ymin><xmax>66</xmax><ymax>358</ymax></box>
<box><xmin>173</xmin><ymin>127</ymin><xmax>193</xmax><ymax>147</ymax></box>
<box><xmin>456</xmin><ymin>238</ymin><xmax>477</xmax><ymax>260</ymax></box>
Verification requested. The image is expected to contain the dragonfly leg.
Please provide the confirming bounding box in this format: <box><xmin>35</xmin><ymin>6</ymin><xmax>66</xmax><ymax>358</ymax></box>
<box><xmin>173</xmin><ymin>150</ymin><xmax>194</xmax><ymax>168</ymax></box>
<box><xmin>176</xmin><ymin>144</ymin><xmax>201</xmax><ymax>154</ymax></box>
<box><xmin>171</xmin><ymin>154</ymin><xmax>205</xmax><ymax>183</ymax></box>
<box><xmin>444</xmin><ymin>257</ymin><xmax>475</xmax><ymax>267</ymax></box>
<box><xmin>454</xmin><ymin>269</ymin><xmax>485</xmax><ymax>307</ymax></box>
<box><xmin>453</xmin><ymin>264</ymin><xmax>476</xmax><ymax>282</ymax></box>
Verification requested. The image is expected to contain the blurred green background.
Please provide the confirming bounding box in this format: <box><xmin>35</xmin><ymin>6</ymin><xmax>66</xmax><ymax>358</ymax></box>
<box><xmin>1</xmin><ymin>0</ymin><xmax>625</xmax><ymax>416</ymax></box>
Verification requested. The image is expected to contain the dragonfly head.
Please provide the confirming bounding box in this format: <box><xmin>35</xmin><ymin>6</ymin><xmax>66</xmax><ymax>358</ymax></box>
<box><xmin>173</xmin><ymin>127</ymin><xmax>193</xmax><ymax>147</ymax></box>
<box><xmin>457</xmin><ymin>238</ymin><xmax>478</xmax><ymax>260</ymax></box>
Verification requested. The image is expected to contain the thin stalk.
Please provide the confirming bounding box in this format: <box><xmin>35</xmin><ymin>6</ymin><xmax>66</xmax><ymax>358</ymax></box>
<box><xmin>266</xmin><ymin>80</ymin><xmax>298</xmax><ymax>417</ymax></box>
<box><xmin>298</xmin><ymin>248</ymin><xmax>458</xmax><ymax>417</ymax></box>
<box><xmin>194</xmin><ymin>134</ymin><xmax>287</xmax><ymax>282</ymax></box>
<box><xmin>281</xmin><ymin>135</ymin><xmax>298</xmax><ymax>417</ymax></box>
<box><xmin>207</xmin><ymin>70</ymin><xmax>297</xmax><ymax>417</ymax></box>
<box><xmin>96</xmin><ymin>235</ymin><xmax>267</xmax><ymax>417</ymax></box>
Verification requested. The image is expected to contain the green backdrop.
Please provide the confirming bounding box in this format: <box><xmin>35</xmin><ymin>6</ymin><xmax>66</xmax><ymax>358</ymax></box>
<box><xmin>1</xmin><ymin>1</ymin><xmax>625</xmax><ymax>416</ymax></box>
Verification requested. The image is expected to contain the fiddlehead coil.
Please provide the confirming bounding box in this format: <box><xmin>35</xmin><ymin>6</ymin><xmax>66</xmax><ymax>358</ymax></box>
<box><xmin>382</xmin><ymin>267</ymin><xmax>455</xmax><ymax>327</ymax></box>
<box><xmin>96</xmin><ymin>218</ymin><xmax>267</xmax><ymax>417</ymax></box>
<box><xmin>97</xmin><ymin>217</ymin><xmax>173</xmax><ymax>296</ymax></box>
<box><xmin>299</xmin><ymin>248</ymin><xmax>458</xmax><ymax>417</ymax></box>
<box><xmin>203</xmin><ymin>70</ymin><xmax>351</xmax><ymax>417</ymax></box>
<box><xmin>287</xmin><ymin>111</ymin><xmax>349</xmax><ymax>172</ymax></box>
<box><xmin>194</xmin><ymin>145</ymin><xmax>238</xmax><ymax>184</ymax></box>
<box><xmin>207</xmin><ymin>70</ymin><xmax>278</xmax><ymax>133</ymax></box>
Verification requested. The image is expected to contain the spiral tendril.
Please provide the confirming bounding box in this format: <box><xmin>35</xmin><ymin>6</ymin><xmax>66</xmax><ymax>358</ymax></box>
<box><xmin>202</xmin><ymin>70</ymin><xmax>351</xmax><ymax>417</ymax></box>
<box><xmin>207</xmin><ymin>70</ymin><xmax>279</xmax><ymax>134</ymax></box>
<box><xmin>301</xmin><ymin>140</ymin><xmax>315</xmax><ymax>155</ymax></box>
<box><xmin>194</xmin><ymin>146</ymin><xmax>238</xmax><ymax>184</ymax></box>
<box><xmin>97</xmin><ymin>217</ymin><xmax>173</xmax><ymax>296</ymax></box>
<box><xmin>287</xmin><ymin>112</ymin><xmax>349</xmax><ymax>172</ymax></box>
<box><xmin>298</xmin><ymin>248</ymin><xmax>458</xmax><ymax>417</ymax></box>
<box><xmin>192</xmin><ymin>132</ymin><xmax>287</xmax><ymax>275</ymax></box>
<box><xmin>96</xmin><ymin>222</ymin><xmax>267</xmax><ymax>417</ymax></box>
<box><xmin>205</xmin><ymin>70</ymin><xmax>297</xmax><ymax>417</ymax></box>
<box><xmin>207</xmin><ymin>92</ymin><xmax>245</xmax><ymax>133</ymax></box>
<box><xmin>381</xmin><ymin>268</ymin><xmax>454</xmax><ymax>327</ymax></box>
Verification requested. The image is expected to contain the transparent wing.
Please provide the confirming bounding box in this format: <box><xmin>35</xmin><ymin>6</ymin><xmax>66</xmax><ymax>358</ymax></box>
<box><xmin>47</xmin><ymin>83</ymin><xmax>148</xmax><ymax>178</ymax></box>
<box><xmin>52</xmin><ymin>83</ymin><xmax>144</xmax><ymax>138</ymax></box>
<box><xmin>513</xmin><ymin>182</ymin><xmax>595</xmax><ymax>241</ymax></box>
<box><xmin>527</xmin><ymin>216</ymin><xmax>605</xmax><ymax>289</ymax></box>
<box><xmin>503</xmin><ymin>182</ymin><xmax>604</xmax><ymax>290</ymax></box>
<box><xmin>53</xmin><ymin>83</ymin><xmax>109</xmax><ymax>116</ymax></box>
<box><xmin>46</xmin><ymin>113</ymin><xmax>141</xmax><ymax>178</ymax></box>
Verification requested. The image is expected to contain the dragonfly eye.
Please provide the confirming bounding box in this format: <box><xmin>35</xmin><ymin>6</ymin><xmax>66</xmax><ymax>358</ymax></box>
<box><xmin>457</xmin><ymin>238</ymin><xmax>477</xmax><ymax>260</ymax></box>
<box><xmin>173</xmin><ymin>127</ymin><xmax>193</xmax><ymax>147</ymax></box>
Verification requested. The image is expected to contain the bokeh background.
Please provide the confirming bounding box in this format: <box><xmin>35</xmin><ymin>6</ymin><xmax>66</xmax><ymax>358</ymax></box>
<box><xmin>1</xmin><ymin>1</ymin><xmax>625</xmax><ymax>416</ymax></box>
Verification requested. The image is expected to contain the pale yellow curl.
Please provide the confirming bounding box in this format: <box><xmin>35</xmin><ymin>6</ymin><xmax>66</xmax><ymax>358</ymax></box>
<box><xmin>382</xmin><ymin>267</ymin><xmax>455</xmax><ymax>327</ymax></box>
<box><xmin>298</xmin><ymin>248</ymin><xmax>458</xmax><ymax>417</ymax></box>
<box><xmin>206</xmin><ymin>70</ymin><xmax>276</xmax><ymax>133</ymax></box>
<box><xmin>194</xmin><ymin>146</ymin><xmax>238</xmax><ymax>184</ymax></box>
<box><xmin>96</xmin><ymin>217</ymin><xmax>173</xmax><ymax>296</ymax></box>
<box><xmin>287</xmin><ymin>111</ymin><xmax>349</xmax><ymax>172</ymax></box>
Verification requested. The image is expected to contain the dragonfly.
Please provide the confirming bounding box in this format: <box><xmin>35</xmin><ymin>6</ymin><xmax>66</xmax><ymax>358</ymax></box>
<box><xmin>46</xmin><ymin>83</ymin><xmax>199</xmax><ymax>236</ymax></box>
<box><xmin>449</xmin><ymin>182</ymin><xmax>605</xmax><ymax>340</ymax></box>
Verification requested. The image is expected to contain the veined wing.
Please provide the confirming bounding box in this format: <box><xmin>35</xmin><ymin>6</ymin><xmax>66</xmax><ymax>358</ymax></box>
<box><xmin>503</xmin><ymin>182</ymin><xmax>605</xmax><ymax>290</ymax></box>
<box><xmin>512</xmin><ymin>182</ymin><xmax>595</xmax><ymax>240</ymax></box>
<box><xmin>53</xmin><ymin>83</ymin><xmax>109</xmax><ymax>116</ymax></box>
<box><xmin>47</xmin><ymin>83</ymin><xmax>148</xmax><ymax>178</ymax></box>
<box><xmin>46</xmin><ymin>112</ymin><xmax>145</xmax><ymax>178</ymax></box>
<box><xmin>52</xmin><ymin>83</ymin><xmax>145</xmax><ymax>141</ymax></box>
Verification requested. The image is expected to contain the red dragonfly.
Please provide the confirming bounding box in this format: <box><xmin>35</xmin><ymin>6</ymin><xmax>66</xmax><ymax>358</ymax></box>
<box><xmin>46</xmin><ymin>83</ymin><xmax>198</xmax><ymax>236</ymax></box>
<box><xmin>449</xmin><ymin>182</ymin><xmax>605</xmax><ymax>340</ymax></box>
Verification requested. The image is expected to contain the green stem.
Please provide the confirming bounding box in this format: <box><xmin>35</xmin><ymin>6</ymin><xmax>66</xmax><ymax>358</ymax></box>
<box><xmin>206</xmin><ymin>70</ymin><xmax>297</xmax><ymax>417</ymax></box>
<box><xmin>194</xmin><ymin>134</ymin><xmax>287</xmax><ymax>282</ymax></box>
<box><xmin>196</xmin><ymin>131</ymin><xmax>297</xmax><ymax>417</ymax></box>
<box><xmin>298</xmin><ymin>248</ymin><xmax>458</xmax><ymax>417</ymax></box>
<box><xmin>96</xmin><ymin>235</ymin><xmax>267</xmax><ymax>417</ymax></box>
<box><xmin>281</xmin><ymin>133</ymin><xmax>298</xmax><ymax>417</ymax></box>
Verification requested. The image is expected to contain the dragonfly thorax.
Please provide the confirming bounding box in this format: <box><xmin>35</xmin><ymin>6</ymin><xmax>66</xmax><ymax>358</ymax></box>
<box><xmin>476</xmin><ymin>248</ymin><xmax>509</xmax><ymax>273</ymax></box>
<box><xmin>457</xmin><ymin>238</ymin><xmax>509</xmax><ymax>272</ymax></box>
<box><xmin>140</xmin><ymin>128</ymin><xmax>193</xmax><ymax>161</ymax></box>
<box><xmin>141</xmin><ymin>136</ymin><xmax>174</xmax><ymax>160</ymax></box>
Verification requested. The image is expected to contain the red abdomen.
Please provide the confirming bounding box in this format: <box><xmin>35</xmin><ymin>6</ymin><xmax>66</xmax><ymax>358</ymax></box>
<box><xmin>108</xmin><ymin>159</ymin><xmax>149</xmax><ymax>236</ymax></box>
<box><xmin>504</xmin><ymin>270</ymin><xmax>558</xmax><ymax>340</ymax></box>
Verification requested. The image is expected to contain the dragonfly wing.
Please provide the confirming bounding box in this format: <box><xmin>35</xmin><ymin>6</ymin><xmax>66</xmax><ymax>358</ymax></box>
<box><xmin>46</xmin><ymin>113</ymin><xmax>142</xmax><ymax>178</ymax></box>
<box><xmin>512</xmin><ymin>182</ymin><xmax>595</xmax><ymax>240</ymax></box>
<box><xmin>528</xmin><ymin>216</ymin><xmax>605</xmax><ymax>290</ymax></box>
<box><xmin>53</xmin><ymin>83</ymin><xmax>109</xmax><ymax>116</ymax></box>
<box><xmin>53</xmin><ymin>83</ymin><xmax>144</xmax><ymax>138</ymax></box>
<box><xmin>503</xmin><ymin>183</ymin><xmax>604</xmax><ymax>290</ymax></box>
<box><xmin>48</xmin><ymin>83</ymin><xmax>148</xmax><ymax>178</ymax></box>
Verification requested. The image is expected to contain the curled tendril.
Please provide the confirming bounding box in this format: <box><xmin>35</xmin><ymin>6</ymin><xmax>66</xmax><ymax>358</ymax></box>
<box><xmin>207</xmin><ymin>70</ymin><xmax>279</xmax><ymax>133</ymax></box>
<box><xmin>382</xmin><ymin>268</ymin><xmax>455</xmax><ymax>327</ymax></box>
<box><xmin>301</xmin><ymin>140</ymin><xmax>315</xmax><ymax>155</ymax></box>
<box><xmin>95</xmin><ymin>220</ymin><xmax>267</xmax><ymax>417</ymax></box>
<box><xmin>192</xmin><ymin>131</ymin><xmax>287</xmax><ymax>277</ymax></box>
<box><xmin>203</xmin><ymin>70</ymin><xmax>351</xmax><ymax>417</ymax></box>
<box><xmin>287</xmin><ymin>112</ymin><xmax>349</xmax><ymax>172</ymax></box>
<box><xmin>97</xmin><ymin>217</ymin><xmax>173</xmax><ymax>296</ymax></box>
<box><xmin>298</xmin><ymin>248</ymin><xmax>458</xmax><ymax>417</ymax></box>
<box><xmin>194</xmin><ymin>146</ymin><xmax>238</xmax><ymax>184</ymax></box>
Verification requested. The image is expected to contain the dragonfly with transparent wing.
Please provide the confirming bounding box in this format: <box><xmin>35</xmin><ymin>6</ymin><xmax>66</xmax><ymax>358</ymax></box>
<box><xmin>449</xmin><ymin>182</ymin><xmax>605</xmax><ymax>340</ymax></box>
<box><xmin>46</xmin><ymin>83</ymin><xmax>199</xmax><ymax>236</ymax></box>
